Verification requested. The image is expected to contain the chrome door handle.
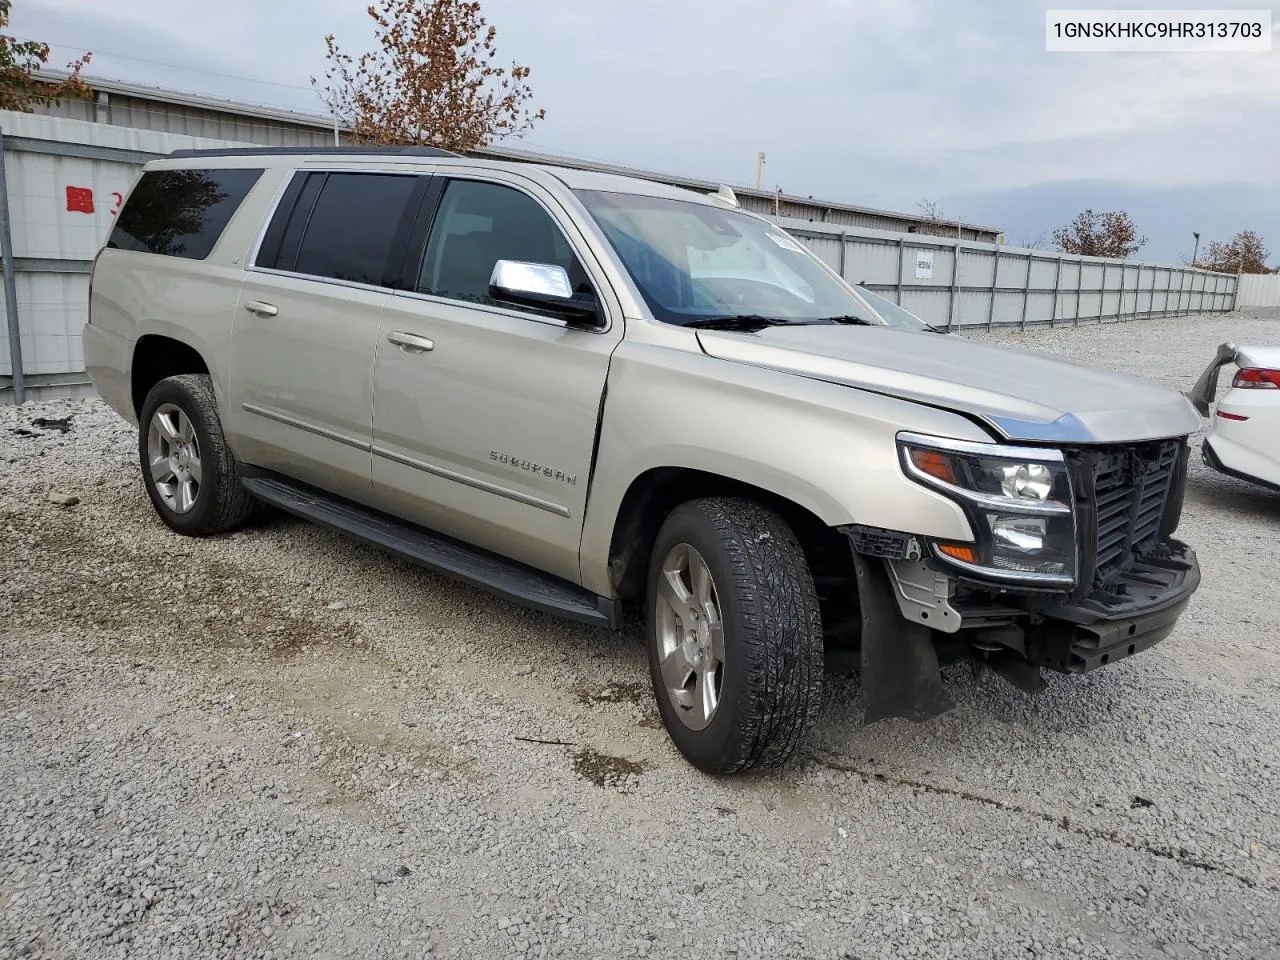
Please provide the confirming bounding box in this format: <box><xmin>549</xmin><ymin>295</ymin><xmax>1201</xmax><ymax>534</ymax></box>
<box><xmin>387</xmin><ymin>331</ymin><xmax>435</xmax><ymax>354</ymax></box>
<box><xmin>244</xmin><ymin>300</ymin><xmax>278</xmax><ymax>318</ymax></box>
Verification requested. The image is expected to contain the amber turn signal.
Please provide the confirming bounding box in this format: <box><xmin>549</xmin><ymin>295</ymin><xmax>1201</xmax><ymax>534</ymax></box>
<box><xmin>909</xmin><ymin>448</ymin><xmax>957</xmax><ymax>484</ymax></box>
<box><xmin>936</xmin><ymin>543</ymin><xmax>978</xmax><ymax>563</ymax></box>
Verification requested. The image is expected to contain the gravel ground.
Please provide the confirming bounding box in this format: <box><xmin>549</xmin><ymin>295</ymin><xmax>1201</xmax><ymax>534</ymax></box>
<box><xmin>3</xmin><ymin>310</ymin><xmax>1279</xmax><ymax>960</ymax></box>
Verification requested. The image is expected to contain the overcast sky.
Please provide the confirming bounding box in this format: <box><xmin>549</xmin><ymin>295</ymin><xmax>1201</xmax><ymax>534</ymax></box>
<box><xmin>18</xmin><ymin>0</ymin><xmax>1280</xmax><ymax>262</ymax></box>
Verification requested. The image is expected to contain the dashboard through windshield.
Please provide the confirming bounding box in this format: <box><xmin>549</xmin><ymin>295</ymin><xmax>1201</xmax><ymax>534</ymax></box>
<box><xmin>576</xmin><ymin>189</ymin><xmax>887</xmax><ymax>328</ymax></box>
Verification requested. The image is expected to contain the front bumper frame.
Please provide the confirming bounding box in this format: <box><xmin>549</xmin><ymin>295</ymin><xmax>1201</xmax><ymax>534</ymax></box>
<box><xmin>845</xmin><ymin>532</ymin><xmax>1200</xmax><ymax>723</ymax></box>
<box><xmin>1022</xmin><ymin>540</ymin><xmax>1200</xmax><ymax>673</ymax></box>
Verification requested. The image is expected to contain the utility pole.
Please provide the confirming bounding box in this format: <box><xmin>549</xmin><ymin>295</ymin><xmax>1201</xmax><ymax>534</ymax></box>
<box><xmin>1191</xmin><ymin>231</ymin><xmax>1200</xmax><ymax>268</ymax></box>
<box><xmin>755</xmin><ymin>152</ymin><xmax>765</xmax><ymax>191</ymax></box>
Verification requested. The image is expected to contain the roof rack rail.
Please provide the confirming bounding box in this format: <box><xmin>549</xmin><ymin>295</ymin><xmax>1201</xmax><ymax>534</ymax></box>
<box><xmin>165</xmin><ymin>145</ymin><xmax>460</xmax><ymax>159</ymax></box>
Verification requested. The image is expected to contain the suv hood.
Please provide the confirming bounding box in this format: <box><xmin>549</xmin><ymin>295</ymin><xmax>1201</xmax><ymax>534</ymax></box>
<box><xmin>696</xmin><ymin>325</ymin><xmax>1201</xmax><ymax>444</ymax></box>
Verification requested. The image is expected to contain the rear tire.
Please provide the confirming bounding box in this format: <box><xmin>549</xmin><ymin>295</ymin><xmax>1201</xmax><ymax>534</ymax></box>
<box><xmin>137</xmin><ymin>374</ymin><xmax>254</xmax><ymax>536</ymax></box>
<box><xmin>645</xmin><ymin>497</ymin><xmax>824</xmax><ymax>774</ymax></box>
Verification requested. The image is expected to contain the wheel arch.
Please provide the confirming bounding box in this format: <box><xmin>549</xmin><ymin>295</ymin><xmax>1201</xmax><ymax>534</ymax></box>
<box><xmin>603</xmin><ymin>466</ymin><xmax>859</xmax><ymax>643</ymax></box>
<box><xmin>131</xmin><ymin>334</ymin><xmax>211</xmax><ymax>416</ymax></box>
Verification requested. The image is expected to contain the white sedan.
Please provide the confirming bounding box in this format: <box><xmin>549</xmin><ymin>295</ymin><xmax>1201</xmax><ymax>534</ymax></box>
<box><xmin>1189</xmin><ymin>343</ymin><xmax>1280</xmax><ymax>491</ymax></box>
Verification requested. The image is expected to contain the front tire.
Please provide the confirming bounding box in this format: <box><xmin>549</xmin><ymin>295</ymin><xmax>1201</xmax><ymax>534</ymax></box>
<box><xmin>645</xmin><ymin>497</ymin><xmax>824</xmax><ymax>774</ymax></box>
<box><xmin>137</xmin><ymin>374</ymin><xmax>254</xmax><ymax>537</ymax></box>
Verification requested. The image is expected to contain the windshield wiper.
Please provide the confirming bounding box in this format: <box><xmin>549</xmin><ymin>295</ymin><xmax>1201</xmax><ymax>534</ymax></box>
<box><xmin>812</xmin><ymin>315</ymin><xmax>876</xmax><ymax>326</ymax></box>
<box><xmin>683</xmin><ymin>314</ymin><xmax>800</xmax><ymax>332</ymax></box>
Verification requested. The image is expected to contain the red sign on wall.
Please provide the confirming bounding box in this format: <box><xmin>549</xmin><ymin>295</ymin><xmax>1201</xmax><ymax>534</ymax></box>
<box><xmin>66</xmin><ymin>185</ymin><xmax>95</xmax><ymax>214</ymax></box>
<box><xmin>64</xmin><ymin>185</ymin><xmax>125</xmax><ymax>216</ymax></box>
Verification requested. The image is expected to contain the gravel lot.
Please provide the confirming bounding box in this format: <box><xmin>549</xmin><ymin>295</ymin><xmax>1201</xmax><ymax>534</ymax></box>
<box><xmin>3</xmin><ymin>310</ymin><xmax>1279</xmax><ymax>960</ymax></box>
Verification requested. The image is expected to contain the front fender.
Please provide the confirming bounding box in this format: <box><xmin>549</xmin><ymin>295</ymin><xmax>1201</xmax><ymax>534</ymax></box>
<box><xmin>578</xmin><ymin>340</ymin><xmax>993</xmax><ymax>596</ymax></box>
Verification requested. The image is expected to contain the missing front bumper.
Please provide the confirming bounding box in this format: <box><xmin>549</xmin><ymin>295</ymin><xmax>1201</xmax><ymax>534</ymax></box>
<box><xmin>1025</xmin><ymin>542</ymin><xmax>1200</xmax><ymax>673</ymax></box>
<box><xmin>844</xmin><ymin>533</ymin><xmax>1200</xmax><ymax>724</ymax></box>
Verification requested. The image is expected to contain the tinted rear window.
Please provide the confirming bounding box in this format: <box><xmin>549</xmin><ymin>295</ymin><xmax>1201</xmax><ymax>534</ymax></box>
<box><xmin>108</xmin><ymin>168</ymin><xmax>263</xmax><ymax>260</ymax></box>
<box><xmin>285</xmin><ymin>173</ymin><xmax>420</xmax><ymax>286</ymax></box>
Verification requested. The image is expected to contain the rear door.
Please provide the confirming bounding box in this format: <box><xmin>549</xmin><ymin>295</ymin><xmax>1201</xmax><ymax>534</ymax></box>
<box><xmin>371</xmin><ymin>173</ymin><xmax>624</xmax><ymax>582</ymax></box>
<box><xmin>229</xmin><ymin>170</ymin><xmax>428</xmax><ymax>503</ymax></box>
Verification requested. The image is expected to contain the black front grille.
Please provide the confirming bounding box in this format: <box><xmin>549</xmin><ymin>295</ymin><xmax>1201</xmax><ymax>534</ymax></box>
<box><xmin>1070</xmin><ymin>440</ymin><xmax>1186</xmax><ymax>591</ymax></box>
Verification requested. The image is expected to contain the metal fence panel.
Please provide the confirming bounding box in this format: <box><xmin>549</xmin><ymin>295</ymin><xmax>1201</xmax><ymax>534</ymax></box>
<box><xmin>1236</xmin><ymin>273</ymin><xmax>1280</xmax><ymax>307</ymax></box>
<box><xmin>775</xmin><ymin>217</ymin><xmax>1237</xmax><ymax>331</ymax></box>
<box><xmin>898</xmin><ymin>287</ymin><xmax>950</xmax><ymax>327</ymax></box>
<box><xmin>0</xmin><ymin>111</ymin><xmax>252</xmax><ymax>400</ymax></box>
<box><xmin>1</xmin><ymin>271</ymin><xmax>87</xmax><ymax>373</ymax></box>
<box><xmin>799</xmin><ymin>233</ymin><xmax>842</xmax><ymax>273</ymax></box>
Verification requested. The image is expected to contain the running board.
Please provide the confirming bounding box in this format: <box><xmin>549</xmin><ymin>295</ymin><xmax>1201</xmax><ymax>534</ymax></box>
<box><xmin>241</xmin><ymin>474</ymin><xmax>622</xmax><ymax>629</ymax></box>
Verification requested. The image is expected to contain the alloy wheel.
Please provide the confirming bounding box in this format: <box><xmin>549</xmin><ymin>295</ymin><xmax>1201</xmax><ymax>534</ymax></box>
<box><xmin>146</xmin><ymin>403</ymin><xmax>203</xmax><ymax>514</ymax></box>
<box><xmin>654</xmin><ymin>543</ymin><xmax>726</xmax><ymax>731</ymax></box>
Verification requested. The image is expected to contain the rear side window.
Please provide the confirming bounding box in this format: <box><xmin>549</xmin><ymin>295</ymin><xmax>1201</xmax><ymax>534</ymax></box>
<box><xmin>258</xmin><ymin>172</ymin><xmax>420</xmax><ymax>287</ymax></box>
<box><xmin>108</xmin><ymin>168</ymin><xmax>263</xmax><ymax>260</ymax></box>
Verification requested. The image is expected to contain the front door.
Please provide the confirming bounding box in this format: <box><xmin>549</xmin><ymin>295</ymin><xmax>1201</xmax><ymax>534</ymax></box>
<box><xmin>228</xmin><ymin>170</ymin><xmax>424</xmax><ymax>503</ymax></box>
<box><xmin>372</xmin><ymin>175</ymin><xmax>623</xmax><ymax>582</ymax></box>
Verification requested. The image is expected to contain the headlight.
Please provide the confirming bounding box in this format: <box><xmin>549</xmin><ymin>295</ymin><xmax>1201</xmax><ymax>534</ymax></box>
<box><xmin>898</xmin><ymin>432</ymin><xmax>1076</xmax><ymax>586</ymax></box>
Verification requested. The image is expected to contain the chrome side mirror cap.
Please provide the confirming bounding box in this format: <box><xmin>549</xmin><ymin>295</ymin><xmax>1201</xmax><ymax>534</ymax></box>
<box><xmin>490</xmin><ymin>260</ymin><xmax>573</xmax><ymax>300</ymax></box>
<box><xmin>488</xmin><ymin>259</ymin><xmax>600</xmax><ymax>327</ymax></box>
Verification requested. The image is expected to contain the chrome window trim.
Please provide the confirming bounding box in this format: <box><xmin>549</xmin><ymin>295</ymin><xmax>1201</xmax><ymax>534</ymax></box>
<box><xmin>245</xmin><ymin>167</ymin><xmax>425</xmax><ymax>270</ymax></box>
<box><xmin>242</xmin><ymin>166</ymin><xmax>616</xmax><ymax>334</ymax></box>
<box><xmin>371</xmin><ymin>446</ymin><xmax>570</xmax><ymax>518</ymax></box>
<box><xmin>413</xmin><ymin>173</ymin><xmax>615</xmax><ymax>334</ymax></box>
<box><xmin>386</xmin><ymin>288</ymin><xmax>577</xmax><ymax>331</ymax></box>
<box><xmin>244</xmin><ymin>169</ymin><xmax>299</xmax><ymax>269</ymax></box>
<box><xmin>245</xmin><ymin>265</ymin><xmax>394</xmax><ymax>299</ymax></box>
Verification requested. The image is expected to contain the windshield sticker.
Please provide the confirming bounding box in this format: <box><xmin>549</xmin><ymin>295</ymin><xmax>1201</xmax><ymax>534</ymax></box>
<box><xmin>766</xmin><ymin>233</ymin><xmax>803</xmax><ymax>253</ymax></box>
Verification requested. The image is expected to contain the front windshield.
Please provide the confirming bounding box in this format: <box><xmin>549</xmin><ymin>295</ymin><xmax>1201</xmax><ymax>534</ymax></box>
<box><xmin>576</xmin><ymin>189</ymin><xmax>881</xmax><ymax>327</ymax></box>
<box><xmin>853</xmin><ymin>285</ymin><xmax>936</xmax><ymax>332</ymax></box>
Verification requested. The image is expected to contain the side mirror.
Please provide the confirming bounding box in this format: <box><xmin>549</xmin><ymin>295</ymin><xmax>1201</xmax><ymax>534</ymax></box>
<box><xmin>489</xmin><ymin>260</ymin><xmax>600</xmax><ymax>326</ymax></box>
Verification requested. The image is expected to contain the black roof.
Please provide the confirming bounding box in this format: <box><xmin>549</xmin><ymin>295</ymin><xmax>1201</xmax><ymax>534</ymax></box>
<box><xmin>166</xmin><ymin>145</ymin><xmax>459</xmax><ymax>159</ymax></box>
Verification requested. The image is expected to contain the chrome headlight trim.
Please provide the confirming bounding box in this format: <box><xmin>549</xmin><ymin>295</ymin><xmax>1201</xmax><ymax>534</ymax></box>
<box><xmin>896</xmin><ymin>431</ymin><xmax>1078</xmax><ymax>587</ymax></box>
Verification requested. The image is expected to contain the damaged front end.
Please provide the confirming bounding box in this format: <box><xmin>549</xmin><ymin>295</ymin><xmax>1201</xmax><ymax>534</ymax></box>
<box><xmin>1187</xmin><ymin>342</ymin><xmax>1240</xmax><ymax>417</ymax></box>
<box><xmin>842</xmin><ymin>432</ymin><xmax>1200</xmax><ymax>725</ymax></box>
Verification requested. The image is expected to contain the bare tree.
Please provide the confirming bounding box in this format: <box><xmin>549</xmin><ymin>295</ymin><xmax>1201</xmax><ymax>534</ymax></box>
<box><xmin>316</xmin><ymin>0</ymin><xmax>545</xmax><ymax>153</ymax></box>
<box><xmin>0</xmin><ymin>0</ymin><xmax>91</xmax><ymax>112</ymax></box>
<box><xmin>1016</xmin><ymin>231</ymin><xmax>1050</xmax><ymax>250</ymax></box>
<box><xmin>914</xmin><ymin>199</ymin><xmax>960</xmax><ymax>239</ymax></box>
<box><xmin>1051</xmin><ymin>209</ymin><xmax>1146</xmax><ymax>259</ymax></box>
<box><xmin>1199</xmin><ymin>230</ymin><xmax>1271</xmax><ymax>274</ymax></box>
<box><xmin>916</xmin><ymin>199</ymin><xmax>945</xmax><ymax>222</ymax></box>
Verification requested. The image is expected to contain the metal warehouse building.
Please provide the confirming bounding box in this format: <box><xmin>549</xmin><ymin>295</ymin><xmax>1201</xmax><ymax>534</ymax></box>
<box><xmin>33</xmin><ymin>72</ymin><xmax>1001</xmax><ymax>241</ymax></box>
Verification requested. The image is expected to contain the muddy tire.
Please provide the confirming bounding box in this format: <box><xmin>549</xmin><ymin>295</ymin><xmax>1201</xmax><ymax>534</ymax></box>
<box><xmin>645</xmin><ymin>497</ymin><xmax>825</xmax><ymax>774</ymax></box>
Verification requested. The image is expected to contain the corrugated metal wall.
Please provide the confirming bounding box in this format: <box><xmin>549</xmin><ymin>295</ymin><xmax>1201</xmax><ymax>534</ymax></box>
<box><xmin>36</xmin><ymin>79</ymin><xmax>999</xmax><ymax>239</ymax></box>
<box><xmin>1235</xmin><ymin>273</ymin><xmax>1280</xmax><ymax>307</ymax></box>
<box><xmin>779</xmin><ymin>218</ymin><xmax>1237</xmax><ymax>331</ymax></box>
<box><xmin>0</xmin><ymin>110</ymin><xmax>1241</xmax><ymax>404</ymax></box>
<box><xmin>41</xmin><ymin>90</ymin><xmax>341</xmax><ymax>148</ymax></box>
<box><xmin>732</xmin><ymin>194</ymin><xmax>989</xmax><ymax>237</ymax></box>
<box><xmin>0</xmin><ymin>112</ymin><xmax>251</xmax><ymax>399</ymax></box>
